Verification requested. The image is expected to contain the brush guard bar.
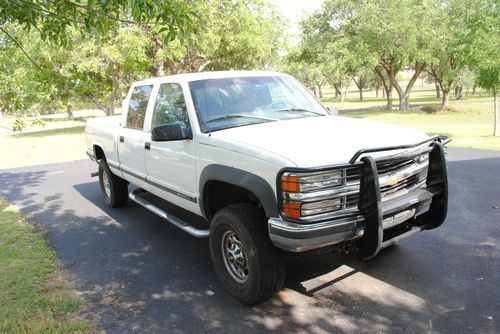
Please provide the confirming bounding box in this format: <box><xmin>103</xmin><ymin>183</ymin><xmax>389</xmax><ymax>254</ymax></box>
<box><xmin>269</xmin><ymin>136</ymin><xmax>449</xmax><ymax>257</ymax></box>
<box><xmin>358</xmin><ymin>138</ymin><xmax>448</xmax><ymax>259</ymax></box>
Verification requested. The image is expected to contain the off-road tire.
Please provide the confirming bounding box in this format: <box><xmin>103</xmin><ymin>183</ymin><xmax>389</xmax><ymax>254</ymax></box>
<box><xmin>209</xmin><ymin>203</ymin><xmax>285</xmax><ymax>305</ymax></box>
<box><xmin>98</xmin><ymin>159</ymin><xmax>128</xmax><ymax>208</ymax></box>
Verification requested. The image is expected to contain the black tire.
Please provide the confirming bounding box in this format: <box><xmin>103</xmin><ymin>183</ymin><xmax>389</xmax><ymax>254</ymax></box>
<box><xmin>209</xmin><ymin>203</ymin><xmax>285</xmax><ymax>305</ymax></box>
<box><xmin>98</xmin><ymin>159</ymin><xmax>129</xmax><ymax>208</ymax></box>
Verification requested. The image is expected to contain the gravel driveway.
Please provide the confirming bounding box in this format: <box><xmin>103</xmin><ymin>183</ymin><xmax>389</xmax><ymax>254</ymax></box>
<box><xmin>0</xmin><ymin>147</ymin><xmax>499</xmax><ymax>333</ymax></box>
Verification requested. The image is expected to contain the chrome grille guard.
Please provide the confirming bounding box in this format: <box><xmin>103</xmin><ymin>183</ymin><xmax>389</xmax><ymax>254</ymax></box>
<box><xmin>356</xmin><ymin>136</ymin><xmax>449</xmax><ymax>259</ymax></box>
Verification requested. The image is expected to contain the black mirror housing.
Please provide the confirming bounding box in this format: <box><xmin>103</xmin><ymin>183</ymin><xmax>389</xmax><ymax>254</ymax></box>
<box><xmin>152</xmin><ymin>124</ymin><xmax>192</xmax><ymax>141</ymax></box>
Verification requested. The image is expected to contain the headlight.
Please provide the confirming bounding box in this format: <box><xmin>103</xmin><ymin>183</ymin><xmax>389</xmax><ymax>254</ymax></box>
<box><xmin>280</xmin><ymin>169</ymin><xmax>358</xmax><ymax>220</ymax></box>
<box><xmin>282</xmin><ymin>170</ymin><xmax>344</xmax><ymax>193</ymax></box>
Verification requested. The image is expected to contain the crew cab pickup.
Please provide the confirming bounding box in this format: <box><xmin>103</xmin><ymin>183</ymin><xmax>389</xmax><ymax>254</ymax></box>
<box><xmin>85</xmin><ymin>71</ymin><xmax>449</xmax><ymax>305</ymax></box>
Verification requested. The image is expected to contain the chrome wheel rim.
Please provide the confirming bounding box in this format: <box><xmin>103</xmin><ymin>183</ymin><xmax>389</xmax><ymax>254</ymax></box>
<box><xmin>221</xmin><ymin>230</ymin><xmax>249</xmax><ymax>283</ymax></box>
<box><xmin>102</xmin><ymin>169</ymin><xmax>111</xmax><ymax>198</ymax></box>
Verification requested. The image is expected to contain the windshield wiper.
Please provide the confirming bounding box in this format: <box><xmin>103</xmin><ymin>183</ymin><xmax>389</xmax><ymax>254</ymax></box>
<box><xmin>206</xmin><ymin>114</ymin><xmax>277</xmax><ymax>123</ymax></box>
<box><xmin>275</xmin><ymin>108</ymin><xmax>323</xmax><ymax>115</ymax></box>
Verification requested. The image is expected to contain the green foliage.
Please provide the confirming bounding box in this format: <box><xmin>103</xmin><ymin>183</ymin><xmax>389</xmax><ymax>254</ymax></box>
<box><xmin>30</xmin><ymin>118</ymin><xmax>46</xmax><ymax>127</ymax></box>
<box><xmin>0</xmin><ymin>0</ymin><xmax>192</xmax><ymax>46</ymax></box>
<box><xmin>157</xmin><ymin>0</ymin><xmax>285</xmax><ymax>73</ymax></box>
<box><xmin>455</xmin><ymin>0</ymin><xmax>499</xmax><ymax>93</ymax></box>
<box><xmin>0</xmin><ymin>1</ymin><xmax>285</xmax><ymax>117</ymax></box>
<box><xmin>12</xmin><ymin>118</ymin><xmax>27</xmax><ymax>132</ymax></box>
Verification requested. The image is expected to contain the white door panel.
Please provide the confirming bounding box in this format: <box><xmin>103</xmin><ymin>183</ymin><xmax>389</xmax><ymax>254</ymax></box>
<box><xmin>145</xmin><ymin>82</ymin><xmax>198</xmax><ymax>211</ymax></box>
<box><xmin>117</xmin><ymin>84</ymin><xmax>154</xmax><ymax>189</ymax></box>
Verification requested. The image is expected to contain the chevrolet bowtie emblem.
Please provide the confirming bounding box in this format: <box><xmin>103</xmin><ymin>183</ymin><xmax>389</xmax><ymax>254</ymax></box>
<box><xmin>387</xmin><ymin>174</ymin><xmax>404</xmax><ymax>186</ymax></box>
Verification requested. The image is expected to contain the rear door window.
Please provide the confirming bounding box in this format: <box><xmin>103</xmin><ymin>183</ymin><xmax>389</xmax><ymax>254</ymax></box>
<box><xmin>126</xmin><ymin>85</ymin><xmax>153</xmax><ymax>129</ymax></box>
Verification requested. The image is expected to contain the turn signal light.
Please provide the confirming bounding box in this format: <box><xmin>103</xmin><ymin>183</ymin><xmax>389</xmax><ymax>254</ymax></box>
<box><xmin>283</xmin><ymin>202</ymin><xmax>301</xmax><ymax>219</ymax></box>
<box><xmin>282</xmin><ymin>175</ymin><xmax>300</xmax><ymax>192</ymax></box>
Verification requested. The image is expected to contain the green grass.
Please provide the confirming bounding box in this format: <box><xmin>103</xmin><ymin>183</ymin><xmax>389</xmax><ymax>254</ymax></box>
<box><xmin>322</xmin><ymin>84</ymin><xmax>499</xmax><ymax>151</ymax></box>
<box><xmin>0</xmin><ymin>119</ymin><xmax>87</xmax><ymax>170</ymax></box>
<box><xmin>0</xmin><ymin>198</ymin><xmax>87</xmax><ymax>333</ymax></box>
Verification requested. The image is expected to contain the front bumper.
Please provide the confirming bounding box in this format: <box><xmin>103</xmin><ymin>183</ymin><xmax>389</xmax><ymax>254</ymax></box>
<box><xmin>268</xmin><ymin>139</ymin><xmax>448</xmax><ymax>258</ymax></box>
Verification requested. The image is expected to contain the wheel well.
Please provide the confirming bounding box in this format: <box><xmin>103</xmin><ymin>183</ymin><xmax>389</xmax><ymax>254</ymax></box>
<box><xmin>203</xmin><ymin>181</ymin><xmax>263</xmax><ymax>219</ymax></box>
<box><xmin>94</xmin><ymin>145</ymin><xmax>105</xmax><ymax>161</ymax></box>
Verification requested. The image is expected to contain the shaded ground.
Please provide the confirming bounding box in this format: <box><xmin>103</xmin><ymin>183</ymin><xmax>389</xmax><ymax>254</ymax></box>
<box><xmin>0</xmin><ymin>148</ymin><xmax>498</xmax><ymax>333</ymax></box>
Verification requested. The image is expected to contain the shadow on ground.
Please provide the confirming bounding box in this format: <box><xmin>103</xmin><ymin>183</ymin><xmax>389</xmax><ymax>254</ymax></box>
<box><xmin>0</xmin><ymin>149</ymin><xmax>498</xmax><ymax>333</ymax></box>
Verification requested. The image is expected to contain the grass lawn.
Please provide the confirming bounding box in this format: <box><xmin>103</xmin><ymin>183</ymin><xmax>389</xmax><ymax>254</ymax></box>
<box><xmin>0</xmin><ymin>198</ymin><xmax>87</xmax><ymax>333</ymax></box>
<box><xmin>0</xmin><ymin>118</ymin><xmax>87</xmax><ymax>170</ymax></box>
<box><xmin>322</xmin><ymin>84</ymin><xmax>499</xmax><ymax>151</ymax></box>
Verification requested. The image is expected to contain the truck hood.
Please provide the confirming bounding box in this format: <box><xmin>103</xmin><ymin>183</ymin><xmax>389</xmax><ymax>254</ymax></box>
<box><xmin>210</xmin><ymin>116</ymin><xmax>429</xmax><ymax>167</ymax></box>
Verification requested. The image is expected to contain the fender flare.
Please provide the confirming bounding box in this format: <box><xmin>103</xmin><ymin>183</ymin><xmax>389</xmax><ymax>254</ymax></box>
<box><xmin>199</xmin><ymin>164</ymin><xmax>278</xmax><ymax>219</ymax></box>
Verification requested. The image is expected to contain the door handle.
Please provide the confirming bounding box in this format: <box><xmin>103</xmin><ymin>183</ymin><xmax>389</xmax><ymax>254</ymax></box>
<box><xmin>119</xmin><ymin>136</ymin><xmax>124</xmax><ymax>143</ymax></box>
<box><xmin>145</xmin><ymin>142</ymin><xmax>151</xmax><ymax>150</ymax></box>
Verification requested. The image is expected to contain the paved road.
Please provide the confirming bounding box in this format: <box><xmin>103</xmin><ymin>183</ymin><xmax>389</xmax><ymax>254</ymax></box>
<box><xmin>1</xmin><ymin>148</ymin><xmax>499</xmax><ymax>333</ymax></box>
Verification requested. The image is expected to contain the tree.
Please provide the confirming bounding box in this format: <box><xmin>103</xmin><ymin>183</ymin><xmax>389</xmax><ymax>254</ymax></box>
<box><xmin>73</xmin><ymin>26</ymin><xmax>153</xmax><ymax>115</ymax></box>
<box><xmin>348</xmin><ymin>0</ymin><xmax>440</xmax><ymax>110</ymax></box>
<box><xmin>294</xmin><ymin>2</ymin><xmax>374</xmax><ymax>103</ymax></box>
<box><xmin>0</xmin><ymin>1</ymin><xmax>285</xmax><ymax>117</ymax></box>
<box><xmin>0</xmin><ymin>0</ymin><xmax>192</xmax><ymax>46</ymax></box>
<box><xmin>0</xmin><ymin>24</ymin><xmax>69</xmax><ymax>116</ymax></box>
<box><xmin>153</xmin><ymin>0</ymin><xmax>285</xmax><ymax>75</ymax></box>
<box><xmin>0</xmin><ymin>0</ymin><xmax>193</xmax><ymax>117</ymax></box>
<box><xmin>458</xmin><ymin>0</ymin><xmax>500</xmax><ymax>136</ymax></box>
<box><xmin>281</xmin><ymin>48</ymin><xmax>327</xmax><ymax>97</ymax></box>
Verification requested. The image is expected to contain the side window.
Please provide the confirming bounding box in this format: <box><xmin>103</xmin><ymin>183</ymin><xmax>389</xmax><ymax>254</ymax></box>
<box><xmin>126</xmin><ymin>85</ymin><xmax>153</xmax><ymax>129</ymax></box>
<box><xmin>151</xmin><ymin>83</ymin><xmax>190</xmax><ymax>129</ymax></box>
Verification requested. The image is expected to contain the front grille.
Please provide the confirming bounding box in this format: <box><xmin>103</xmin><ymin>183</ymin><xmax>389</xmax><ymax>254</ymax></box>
<box><xmin>380</xmin><ymin>174</ymin><xmax>420</xmax><ymax>199</ymax></box>
<box><xmin>377</xmin><ymin>159</ymin><xmax>414</xmax><ymax>175</ymax></box>
<box><xmin>344</xmin><ymin>152</ymin><xmax>429</xmax><ymax>211</ymax></box>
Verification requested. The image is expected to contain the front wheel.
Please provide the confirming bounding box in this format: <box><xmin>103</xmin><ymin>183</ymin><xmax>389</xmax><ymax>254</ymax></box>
<box><xmin>209</xmin><ymin>203</ymin><xmax>285</xmax><ymax>305</ymax></box>
<box><xmin>98</xmin><ymin>160</ymin><xmax>128</xmax><ymax>208</ymax></box>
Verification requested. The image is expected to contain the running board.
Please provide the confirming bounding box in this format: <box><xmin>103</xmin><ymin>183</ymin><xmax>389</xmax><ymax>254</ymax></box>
<box><xmin>128</xmin><ymin>189</ymin><xmax>209</xmax><ymax>238</ymax></box>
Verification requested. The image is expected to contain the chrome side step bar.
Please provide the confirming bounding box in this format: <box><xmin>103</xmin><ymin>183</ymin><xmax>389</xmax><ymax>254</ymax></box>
<box><xmin>128</xmin><ymin>188</ymin><xmax>209</xmax><ymax>238</ymax></box>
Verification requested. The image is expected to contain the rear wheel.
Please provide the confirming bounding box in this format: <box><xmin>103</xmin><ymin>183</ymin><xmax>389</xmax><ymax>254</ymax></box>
<box><xmin>209</xmin><ymin>203</ymin><xmax>285</xmax><ymax>305</ymax></box>
<box><xmin>98</xmin><ymin>160</ymin><xmax>128</xmax><ymax>208</ymax></box>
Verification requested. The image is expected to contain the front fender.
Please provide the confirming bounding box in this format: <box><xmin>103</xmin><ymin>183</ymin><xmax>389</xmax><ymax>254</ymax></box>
<box><xmin>199</xmin><ymin>164</ymin><xmax>278</xmax><ymax>219</ymax></box>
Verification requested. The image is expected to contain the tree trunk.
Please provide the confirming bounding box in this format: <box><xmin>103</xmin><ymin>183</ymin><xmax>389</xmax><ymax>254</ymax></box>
<box><xmin>318</xmin><ymin>84</ymin><xmax>323</xmax><ymax>98</ymax></box>
<box><xmin>66</xmin><ymin>103</ymin><xmax>73</xmax><ymax>119</ymax></box>
<box><xmin>353</xmin><ymin>77</ymin><xmax>363</xmax><ymax>101</ymax></box>
<box><xmin>108</xmin><ymin>63</ymin><xmax>121</xmax><ymax>116</ymax></box>
<box><xmin>151</xmin><ymin>36</ymin><xmax>165</xmax><ymax>76</ymax></box>
<box><xmin>87</xmin><ymin>94</ymin><xmax>111</xmax><ymax>116</ymax></box>
<box><xmin>455</xmin><ymin>86</ymin><xmax>463</xmax><ymax>100</ymax></box>
<box><xmin>472</xmin><ymin>84</ymin><xmax>476</xmax><ymax>96</ymax></box>
<box><xmin>494</xmin><ymin>91</ymin><xmax>498</xmax><ymax>137</ymax></box>
<box><xmin>387</xmin><ymin>89</ymin><xmax>393</xmax><ymax>109</ymax></box>
<box><xmin>342</xmin><ymin>85</ymin><xmax>349</xmax><ymax>101</ymax></box>
<box><xmin>334</xmin><ymin>85</ymin><xmax>340</xmax><ymax>98</ymax></box>
<box><xmin>381</xmin><ymin>59</ymin><xmax>425</xmax><ymax>110</ymax></box>
<box><xmin>311</xmin><ymin>86</ymin><xmax>317</xmax><ymax>97</ymax></box>
<box><xmin>376</xmin><ymin>87</ymin><xmax>379</xmax><ymax>98</ymax></box>
<box><xmin>382</xmin><ymin>87</ymin><xmax>385</xmax><ymax>98</ymax></box>
<box><xmin>442</xmin><ymin>91</ymin><xmax>450</xmax><ymax>109</ymax></box>
<box><xmin>375</xmin><ymin>67</ymin><xmax>393</xmax><ymax>110</ymax></box>
<box><xmin>435</xmin><ymin>81</ymin><xmax>441</xmax><ymax>98</ymax></box>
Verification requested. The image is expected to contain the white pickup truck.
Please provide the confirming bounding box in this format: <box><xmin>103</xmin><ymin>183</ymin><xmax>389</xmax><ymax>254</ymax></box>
<box><xmin>85</xmin><ymin>71</ymin><xmax>449</xmax><ymax>305</ymax></box>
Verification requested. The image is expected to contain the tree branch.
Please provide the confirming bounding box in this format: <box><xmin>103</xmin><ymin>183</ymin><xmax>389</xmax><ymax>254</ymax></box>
<box><xmin>0</xmin><ymin>26</ymin><xmax>44</xmax><ymax>72</ymax></box>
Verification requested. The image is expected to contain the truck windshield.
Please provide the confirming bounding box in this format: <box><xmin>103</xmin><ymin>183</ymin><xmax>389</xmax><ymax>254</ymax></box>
<box><xmin>189</xmin><ymin>76</ymin><xmax>328</xmax><ymax>132</ymax></box>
